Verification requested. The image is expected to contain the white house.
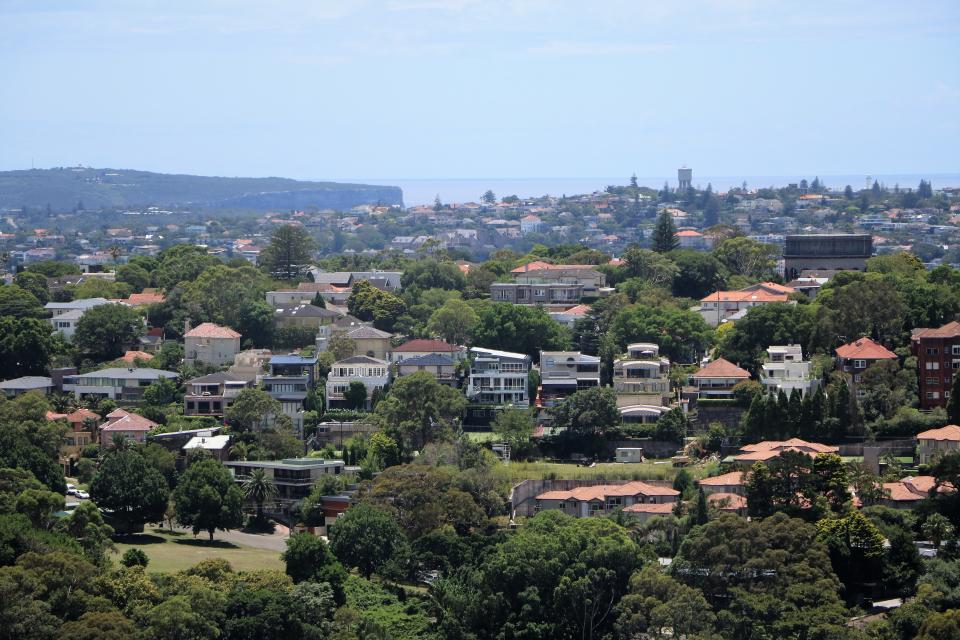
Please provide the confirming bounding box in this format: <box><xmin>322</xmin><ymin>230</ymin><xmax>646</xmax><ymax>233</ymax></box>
<box><xmin>184</xmin><ymin>323</ymin><xmax>242</xmax><ymax>367</ymax></box>
<box><xmin>613</xmin><ymin>343</ymin><xmax>671</xmax><ymax>407</ymax></box>
<box><xmin>45</xmin><ymin>298</ymin><xmax>112</xmax><ymax>340</ymax></box>
<box><xmin>759</xmin><ymin>345</ymin><xmax>819</xmax><ymax>396</ymax></box>
<box><xmin>63</xmin><ymin>367</ymin><xmax>178</xmax><ymax>401</ymax></box>
<box><xmin>466</xmin><ymin>347</ymin><xmax>531</xmax><ymax>407</ymax></box>
<box><xmin>325</xmin><ymin>356</ymin><xmax>391</xmax><ymax>410</ymax></box>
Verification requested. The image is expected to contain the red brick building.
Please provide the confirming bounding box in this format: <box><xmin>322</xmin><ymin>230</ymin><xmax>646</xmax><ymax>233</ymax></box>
<box><xmin>911</xmin><ymin>321</ymin><xmax>960</xmax><ymax>409</ymax></box>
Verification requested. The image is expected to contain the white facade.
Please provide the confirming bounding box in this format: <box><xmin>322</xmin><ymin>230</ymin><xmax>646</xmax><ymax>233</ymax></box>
<box><xmin>467</xmin><ymin>347</ymin><xmax>531</xmax><ymax>407</ymax></box>
<box><xmin>613</xmin><ymin>343</ymin><xmax>671</xmax><ymax>406</ymax></box>
<box><xmin>45</xmin><ymin>298</ymin><xmax>111</xmax><ymax>340</ymax></box>
<box><xmin>325</xmin><ymin>356</ymin><xmax>391</xmax><ymax>410</ymax></box>
<box><xmin>759</xmin><ymin>345</ymin><xmax>820</xmax><ymax>396</ymax></box>
<box><xmin>63</xmin><ymin>368</ymin><xmax>178</xmax><ymax>401</ymax></box>
<box><xmin>184</xmin><ymin>333</ymin><xmax>241</xmax><ymax>367</ymax></box>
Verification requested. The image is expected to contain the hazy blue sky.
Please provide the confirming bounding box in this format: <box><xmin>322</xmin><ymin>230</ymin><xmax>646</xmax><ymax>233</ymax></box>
<box><xmin>1</xmin><ymin>1</ymin><xmax>957</xmax><ymax>180</ymax></box>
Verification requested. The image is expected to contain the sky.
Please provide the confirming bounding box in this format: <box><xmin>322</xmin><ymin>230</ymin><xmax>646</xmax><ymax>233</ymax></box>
<box><xmin>1</xmin><ymin>0</ymin><xmax>958</xmax><ymax>181</ymax></box>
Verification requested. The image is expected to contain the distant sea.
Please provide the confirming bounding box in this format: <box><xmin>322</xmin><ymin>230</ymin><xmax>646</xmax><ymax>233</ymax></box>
<box><xmin>331</xmin><ymin>174</ymin><xmax>960</xmax><ymax>207</ymax></box>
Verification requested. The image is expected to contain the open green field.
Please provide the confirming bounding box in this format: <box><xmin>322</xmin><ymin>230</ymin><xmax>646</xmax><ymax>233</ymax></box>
<box><xmin>497</xmin><ymin>459</ymin><xmax>719</xmax><ymax>484</ymax></box>
<box><xmin>111</xmin><ymin>529</ymin><xmax>283</xmax><ymax>573</ymax></box>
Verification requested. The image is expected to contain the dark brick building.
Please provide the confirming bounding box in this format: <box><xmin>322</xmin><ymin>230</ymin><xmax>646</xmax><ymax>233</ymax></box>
<box><xmin>911</xmin><ymin>321</ymin><xmax>960</xmax><ymax>409</ymax></box>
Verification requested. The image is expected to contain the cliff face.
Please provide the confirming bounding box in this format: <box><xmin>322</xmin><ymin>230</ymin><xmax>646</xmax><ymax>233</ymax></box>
<box><xmin>0</xmin><ymin>167</ymin><xmax>404</xmax><ymax>210</ymax></box>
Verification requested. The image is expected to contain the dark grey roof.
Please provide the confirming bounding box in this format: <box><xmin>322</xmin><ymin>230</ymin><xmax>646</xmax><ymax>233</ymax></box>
<box><xmin>0</xmin><ymin>376</ymin><xmax>53</xmax><ymax>390</ymax></box>
<box><xmin>274</xmin><ymin>303</ymin><xmax>341</xmax><ymax>318</ymax></box>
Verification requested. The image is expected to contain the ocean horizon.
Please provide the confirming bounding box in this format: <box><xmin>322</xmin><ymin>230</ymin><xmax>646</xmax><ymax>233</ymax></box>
<box><xmin>324</xmin><ymin>173</ymin><xmax>960</xmax><ymax>207</ymax></box>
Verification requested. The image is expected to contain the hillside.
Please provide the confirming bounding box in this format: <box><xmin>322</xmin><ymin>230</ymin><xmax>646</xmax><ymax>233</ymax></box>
<box><xmin>0</xmin><ymin>167</ymin><xmax>403</xmax><ymax>210</ymax></box>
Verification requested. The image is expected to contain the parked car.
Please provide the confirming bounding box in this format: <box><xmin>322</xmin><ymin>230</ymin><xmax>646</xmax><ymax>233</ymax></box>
<box><xmin>67</xmin><ymin>488</ymin><xmax>79</xmax><ymax>497</ymax></box>
<box><xmin>75</xmin><ymin>490</ymin><xmax>89</xmax><ymax>500</ymax></box>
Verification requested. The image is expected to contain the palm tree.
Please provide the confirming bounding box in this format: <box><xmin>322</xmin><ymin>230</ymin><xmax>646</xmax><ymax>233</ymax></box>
<box><xmin>242</xmin><ymin>468</ymin><xmax>277</xmax><ymax>519</ymax></box>
<box><xmin>229</xmin><ymin>441</ymin><xmax>249</xmax><ymax>461</ymax></box>
<box><xmin>108</xmin><ymin>245</ymin><xmax>122</xmax><ymax>263</ymax></box>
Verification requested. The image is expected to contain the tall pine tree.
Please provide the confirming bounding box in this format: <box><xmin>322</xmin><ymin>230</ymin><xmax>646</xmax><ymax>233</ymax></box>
<box><xmin>947</xmin><ymin>373</ymin><xmax>960</xmax><ymax>424</ymax></box>
<box><xmin>651</xmin><ymin>210</ymin><xmax>679</xmax><ymax>253</ymax></box>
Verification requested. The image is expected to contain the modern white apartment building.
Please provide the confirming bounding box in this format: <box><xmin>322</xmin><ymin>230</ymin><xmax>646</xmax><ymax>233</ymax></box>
<box><xmin>45</xmin><ymin>298</ymin><xmax>112</xmax><ymax>340</ymax></box>
<box><xmin>63</xmin><ymin>367</ymin><xmax>178</xmax><ymax>401</ymax></box>
<box><xmin>538</xmin><ymin>350</ymin><xmax>600</xmax><ymax>409</ymax></box>
<box><xmin>759</xmin><ymin>345</ymin><xmax>819</xmax><ymax>396</ymax></box>
<box><xmin>466</xmin><ymin>347</ymin><xmax>531</xmax><ymax>407</ymax></box>
<box><xmin>613</xmin><ymin>343</ymin><xmax>671</xmax><ymax>406</ymax></box>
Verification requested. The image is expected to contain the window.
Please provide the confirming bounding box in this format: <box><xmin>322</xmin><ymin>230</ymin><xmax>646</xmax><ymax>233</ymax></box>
<box><xmin>926</xmin><ymin>362</ymin><xmax>941</xmax><ymax>370</ymax></box>
<box><xmin>927</xmin><ymin>377</ymin><xmax>940</xmax><ymax>385</ymax></box>
<box><xmin>927</xmin><ymin>347</ymin><xmax>940</xmax><ymax>355</ymax></box>
<box><xmin>853</xmin><ymin>374</ymin><xmax>861</xmax><ymax>382</ymax></box>
<box><xmin>534</xmin><ymin>289</ymin><xmax>545</xmax><ymax>297</ymax></box>
<box><xmin>927</xmin><ymin>392</ymin><xmax>941</xmax><ymax>400</ymax></box>
<box><xmin>953</xmin><ymin>345</ymin><xmax>960</xmax><ymax>356</ymax></box>
<box><xmin>854</xmin><ymin>360</ymin><xmax>867</xmax><ymax>369</ymax></box>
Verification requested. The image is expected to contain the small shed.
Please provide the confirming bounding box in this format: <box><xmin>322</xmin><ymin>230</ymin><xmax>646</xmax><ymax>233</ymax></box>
<box><xmin>615</xmin><ymin>447</ymin><xmax>645</xmax><ymax>464</ymax></box>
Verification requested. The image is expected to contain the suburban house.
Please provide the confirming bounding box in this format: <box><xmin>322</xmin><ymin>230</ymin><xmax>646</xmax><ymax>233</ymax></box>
<box><xmin>273</xmin><ymin>303</ymin><xmax>342</xmax><ymax>332</ymax></box>
<box><xmin>677</xmin><ymin>229</ymin><xmax>710</xmax><ymax>250</ymax></box>
<box><xmin>689</xmin><ymin>358</ymin><xmax>751</xmax><ymax>400</ymax></box>
<box><xmin>326</xmin><ymin>356</ymin><xmax>391</xmax><ymax>410</ymax></box>
<box><xmin>759</xmin><ymin>345</ymin><xmax>819</xmax><ymax>396</ymax></box>
<box><xmin>99</xmin><ymin>408</ymin><xmax>159</xmax><ymax>447</ymax></box>
<box><xmin>183</xmin><ymin>433</ymin><xmax>231</xmax><ymax>462</ymax></box>
<box><xmin>613</xmin><ymin>343</ymin><xmax>671</xmax><ymax>407</ymax></box>
<box><xmin>510</xmin><ymin>261</ymin><xmax>607</xmax><ymax>291</ymax></box>
<box><xmin>307</xmin><ymin>269</ymin><xmax>403</xmax><ymax>292</ymax></box>
<box><xmin>538</xmin><ymin>351</ymin><xmax>600</xmax><ymax>410</ymax></box>
<box><xmin>619</xmin><ymin>404</ymin><xmax>670</xmax><ymax>424</ymax></box>
<box><xmin>268</xmin><ymin>354</ymin><xmax>319</xmax><ymax>387</ymax></box>
<box><xmin>520</xmin><ymin>215</ymin><xmax>545</xmax><ymax>234</ymax></box>
<box><xmin>549</xmin><ymin>303</ymin><xmax>591</xmax><ymax>329</ymax></box>
<box><xmin>333</xmin><ymin>326</ymin><xmax>394</xmax><ymax>361</ymax></box>
<box><xmin>390</xmin><ymin>338</ymin><xmax>466</xmax><ymax>364</ymax></box>
<box><xmin>45</xmin><ymin>298</ymin><xmax>112</xmax><ymax>340</ymax></box>
<box><xmin>880</xmin><ymin>475</ymin><xmax>948</xmax><ymax>510</ymax></box>
<box><xmin>0</xmin><ymin>376</ymin><xmax>54</xmax><ymax>398</ymax></box>
<box><xmin>183</xmin><ymin>372</ymin><xmax>256</xmax><ymax>418</ymax></box>
<box><xmin>315</xmin><ymin>313</ymin><xmax>367</xmax><ymax>352</ymax></box>
<box><xmin>224</xmin><ymin>458</ymin><xmax>345</xmax><ymax>505</ymax></box>
<box><xmin>917</xmin><ymin>425</ymin><xmax>960</xmax><ymax>465</ymax></box>
<box><xmin>835</xmin><ymin>337</ymin><xmax>897</xmax><ymax>397</ymax></box>
<box><xmin>911</xmin><ymin>321</ymin><xmax>960</xmax><ymax>409</ymax></box>
<box><xmin>707</xmin><ymin>492</ymin><xmax>748</xmax><ymax>516</ymax></box>
<box><xmin>698</xmin><ymin>471</ymin><xmax>746</xmax><ymax>496</ymax></box>
<box><xmin>396</xmin><ymin>354</ymin><xmax>457</xmax><ymax>385</ymax></box>
<box><xmin>697</xmin><ymin>282</ymin><xmax>794</xmax><ymax>327</ymax></box>
<box><xmin>184</xmin><ymin>323</ymin><xmax>242</xmax><ymax>367</ymax></box>
<box><xmin>46</xmin><ymin>408</ymin><xmax>101</xmax><ymax>465</ymax></box>
<box><xmin>229</xmin><ymin>349</ymin><xmax>273</xmax><ymax>377</ymax></box>
<box><xmin>466</xmin><ymin>347</ymin><xmax>532</xmax><ymax>408</ymax></box>
<box><xmin>534</xmin><ymin>481</ymin><xmax>680</xmax><ymax>518</ymax></box>
<box><xmin>727</xmin><ymin>438</ymin><xmax>839</xmax><ymax>465</ymax></box>
<box><xmin>63</xmin><ymin>367</ymin><xmax>178</xmax><ymax>401</ymax></box>
<box><xmin>490</xmin><ymin>282</ymin><xmax>584</xmax><ymax>306</ymax></box>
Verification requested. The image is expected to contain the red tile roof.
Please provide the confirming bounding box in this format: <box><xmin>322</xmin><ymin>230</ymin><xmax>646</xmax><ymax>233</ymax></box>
<box><xmin>393</xmin><ymin>339</ymin><xmax>461</xmax><ymax>353</ymax></box>
<box><xmin>698</xmin><ymin>471</ymin><xmax>745</xmax><ymax>487</ymax></box>
<box><xmin>835</xmin><ymin>337</ymin><xmax>897</xmax><ymax>361</ymax></box>
<box><xmin>511</xmin><ymin>261</ymin><xmax>597</xmax><ymax>273</ymax></box>
<box><xmin>913</xmin><ymin>321</ymin><xmax>960</xmax><ymax>339</ymax></box>
<box><xmin>733</xmin><ymin>438</ymin><xmax>839</xmax><ymax>463</ymax></box>
<box><xmin>693</xmin><ymin>358</ymin><xmax>750</xmax><ymax>379</ymax></box>
<box><xmin>701</xmin><ymin>289</ymin><xmax>791</xmax><ymax>303</ymax></box>
<box><xmin>622</xmin><ymin>502</ymin><xmax>675</xmax><ymax>514</ymax></box>
<box><xmin>917</xmin><ymin>425</ymin><xmax>960</xmax><ymax>442</ymax></box>
<box><xmin>707</xmin><ymin>492</ymin><xmax>747</xmax><ymax>511</ymax></box>
<box><xmin>677</xmin><ymin>230</ymin><xmax>703</xmax><ymax>237</ymax></box>
<box><xmin>121</xmin><ymin>350</ymin><xmax>154</xmax><ymax>363</ymax></box>
<box><xmin>125</xmin><ymin>291</ymin><xmax>165</xmax><ymax>306</ymax></box>
<box><xmin>560</xmin><ymin>304</ymin><xmax>591</xmax><ymax>316</ymax></box>
<box><xmin>184</xmin><ymin>322</ymin><xmax>241</xmax><ymax>339</ymax></box>
<box><xmin>101</xmin><ymin>409</ymin><xmax>157</xmax><ymax>432</ymax></box>
<box><xmin>537</xmin><ymin>481</ymin><xmax>679</xmax><ymax>502</ymax></box>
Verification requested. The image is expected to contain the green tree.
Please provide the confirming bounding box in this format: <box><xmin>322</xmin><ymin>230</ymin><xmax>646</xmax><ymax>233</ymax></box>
<box><xmin>14</xmin><ymin>489</ymin><xmax>63</xmax><ymax>530</ymax></box>
<box><xmin>0</xmin><ymin>284</ymin><xmax>45</xmax><ymax>318</ymax></box>
<box><xmin>491</xmin><ymin>406</ymin><xmax>535</xmax><ymax>451</ymax></box>
<box><xmin>370</xmin><ymin>372</ymin><xmax>466</xmax><ymax>451</ymax></box>
<box><xmin>182</xmin><ymin>263</ymin><xmax>273</xmax><ymax>332</ymax></box>
<box><xmin>670</xmin><ymin>249</ymin><xmax>728</xmax><ymax>299</ymax></box>
<box><xmin>365</xmin><ymin>431</ymin><xmax>402</xmax><ymax>471</ymax></box>
<box><xmin>153</xmin><ymin>244</ymin><xmax>220</xmax><ymax>290</ymax></box>
<box><xmin>59</xmin><ymin>611</ymin><xmax>138</xmax><ymax>640</ymax></box>
<box><xmin>481</xmin><ymin>189</ymin><xmax>496</xmax><ymax>205</ymax></box>
<box><xmin>654</xmin><ymin>407</ymin><xmax>688</xmax><ymax>443</ymax></box>
<box><xmin>717</xmin><ymin>303</ymin><xmax>817</xmax><ymax>374</ymax></box>
<box><xmin>948</xmin><ymin>373</ymin><xmax>960</xmax><ymax>424</ymax></box>
<box><xmin>621</xmin><ymin>246</ymin><xmax>679</xmax><ymax>287</ymax></box>
<box><xmin>922</xmin><ymin>513</ymin><xmax>955</xmax><ymax>549</ymax></box>
<box><xmin>120</xmin><ymin>547</ymin><xmax>149</xmax><ymax>567</ymax></box>
<box><xmin>693</xmin><ymin>487</ymin><xmax>709</xmax><ymax>525</ymax></box>
<box><xmin>173</xmin><ymin>458</ymin><xmax>244</xmax><ymax>540</ymax></box>
<box><xmin>226</xmin><ymin>388</ymin><xmax>281</xmax><ymax>437</ymax></box>
<box><xmin>242</xmin><ymin>468</ymin><xmax>277</xmax><ymax>520</ymax></box>
<box><xmin>610</xmin><ymin>304</ymin><xmax>713</xmax><ymax>363</ymax></box>
<box><xmin>142</xmin><ymin>376</ymin><xmax>179</xmax><ymax>406</ymax></box>
<box><xmin>650</xmin><ymin>210</ymin><xmax>678</xmax><ymax>253</ymax></box>
<box><xmin>282</xmin><ymin>532</ymin><xmax>347</xmax><ymax>603</ymax></box>
<box><xmin>714</xmin><ymin>236</ymin><xmax>779</xmax><ymax>278</ymax></box>
<box><xmin>90</xmin><ymin>449</ymin><xmax>169</xmax><ymax>533</ymax></box>
<box><xmin>551</xmin><ymin>386</ymin><xmax>620</xmax><ymax>435</ymax></box>
<box><xmin>470</xmin><ymin>301</ymin><xmax>571</xmax><ymax>358</ymax></box>
<box><xmin>613</xmin><ymin>566</ymin><xmax>716</xmax><ymax>639</ymax></box>
<box><xmin>74</xmin><ymin>303</ymin><xmax>144</xmax><ymax>361</ymax></box>
<box><xmin>0</xmin><ymin>317</ymin><xmax>55</xmax><ymax>379</ymax></box>
<box><xmin>343</xmin><ymin>380</ymin><xmax>368</xmax><ymax>410</ymax></box>
<box><xmin>58</xmin><ymin>500</ymin><xmax>114</xmax><ymax>564</ymax></box>
<box><xmin>13</xmin><ymin>271</ymin><xmax>49</xmax><ymax>304</ymax></box>
<box><xmin>259</xmin><ymin>224</ymin><xmax>315</xmax><ymax>281</ymax></box>
<box><xmin>328</xmin><ymin>502</ymin><xmax>410</xmax><ymax>578</ymax></box>
<box><xmin>114</xmin><ymin>263</ymin><xmax>151</xmax><ymax>292</ymax></box>
<box><xmin>401</xmin><ymin>259</ymin><xmax>466</xmax><ymax>291</ymax></box>
<box><xmin>816</xmin><ymin>510</ymin><xmax>886</xmax><ymax>596</ymax></box>
<box><xmin>428</xmin><ymin>298</ymin><xmax>479</xmax><ymax>345</ymax></box>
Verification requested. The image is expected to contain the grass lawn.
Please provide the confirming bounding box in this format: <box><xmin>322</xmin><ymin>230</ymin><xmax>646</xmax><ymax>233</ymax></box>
<box><xmin>498</xmin><ymin>459</ymin><xmax>719</xmax><ymax>484</ymax></box>
<box><xmin>111</xmin><ymin>528</ymin><xmax>283</xmax><ymax>573</ymax></box>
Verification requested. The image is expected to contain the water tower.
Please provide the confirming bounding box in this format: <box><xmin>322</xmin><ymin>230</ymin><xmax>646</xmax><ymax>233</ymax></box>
<box><xmin>678</xmin><ymin>166</ymin><xmax>692</xmax><ymax>191</ymax></box>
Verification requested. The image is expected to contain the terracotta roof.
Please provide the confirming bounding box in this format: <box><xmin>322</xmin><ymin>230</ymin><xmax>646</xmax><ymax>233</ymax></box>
<box><xmin>125</xmin><ymin>292</ymin><xmax>165</xmax><ymax>306</ymax></box>
<box><xmin>707</xmin><ymin>492</ymin><xmax>747</xmax><ymax>511</ymax></box>
<box><xmin>692</xmin><ymin>358</ymin><xmax>750</xmax><ymax>379</ymax></box>
<box><xmin>913</xmin><ymin>321</ymin><xmax>960</xmax><ymax>340</ymax></box>
<box><xmin>121</xmin><ymin>350</ymin><xmax>154</xmax><ymax>363</ymax></box>
<box><xmin>835</xmin><ymin>337</ymin><xmax>897</xmax><ymax>360</ymax></box>
<box><xmin>622</xmin><ymin>503</ymin><xmax>675</xmax><ymax>514</ymax></box>
<box><xmin>677</xmin><ymin>230</ymin><xmax>703</xmax><ymax>237</ymax></box>
<box><xmin>184</xmin><ymin>323</ymin><xmax>241</xmax><ymax>339</ymax></box>
<box><xmin>100</xmin><ymin>409</ymin><xmax>157</xmax><ymax>432</ymax></box>
<box><xmin>511</xmin><ymin>261</ymin><xmax>597</xmax><ymax>273</ymax></box>
<box><xmin>701</xmin><ymin>289</ymin><xmax>790</xmax><ymax>303</ymax></box>
<box><xmin>45</xmin><ymin>411</ymin><xmax>68</xmax><ymax>421</ymax></box>
<box><xmin>537</xmin><ymin>481</ymin><xmax>679</xmax><ymax>502</ymax></box>
<box><xmin>883</xmin><ymin>482</ymin><xmax>927</xmax><ymax>502</ymax></box>
<box><xmin>561</xmin><ymin>304</ymin><xmax>592</xmax><ymax>316</ymax></box>
<box><xmin>917</xmin><ymin>425</ymin><xmax>960</xmax><ymax>442</ymax></box>
<box><xmin>393</xmin><ymin>339</ymin><xmax>461</xmax><ymax>353</ymax></box>
<box><xmin>698</xmin><ymin>471</ymin><xmax>745</xmax><ymax>487</ymax></box>
<box><xmin>733</xmin><ymin>438</ymin><xmax>839</xmax><ymax>463</ymax></box>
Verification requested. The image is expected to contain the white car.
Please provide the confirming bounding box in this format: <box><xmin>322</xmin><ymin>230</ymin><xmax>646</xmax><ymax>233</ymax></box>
<box><xmin>66</xmin><ymin>483</ymin><xmax>77</xmax><ymax>491</ymax></box>
<box><xmin>66</xmin><ymin>488</ymin><xmax>79</xmax><ymax>497</ymax></box>
<box><xmin>75</xmin><ymin>490</ymin><xmax>90</xmax><ymax>500</ymax></box>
